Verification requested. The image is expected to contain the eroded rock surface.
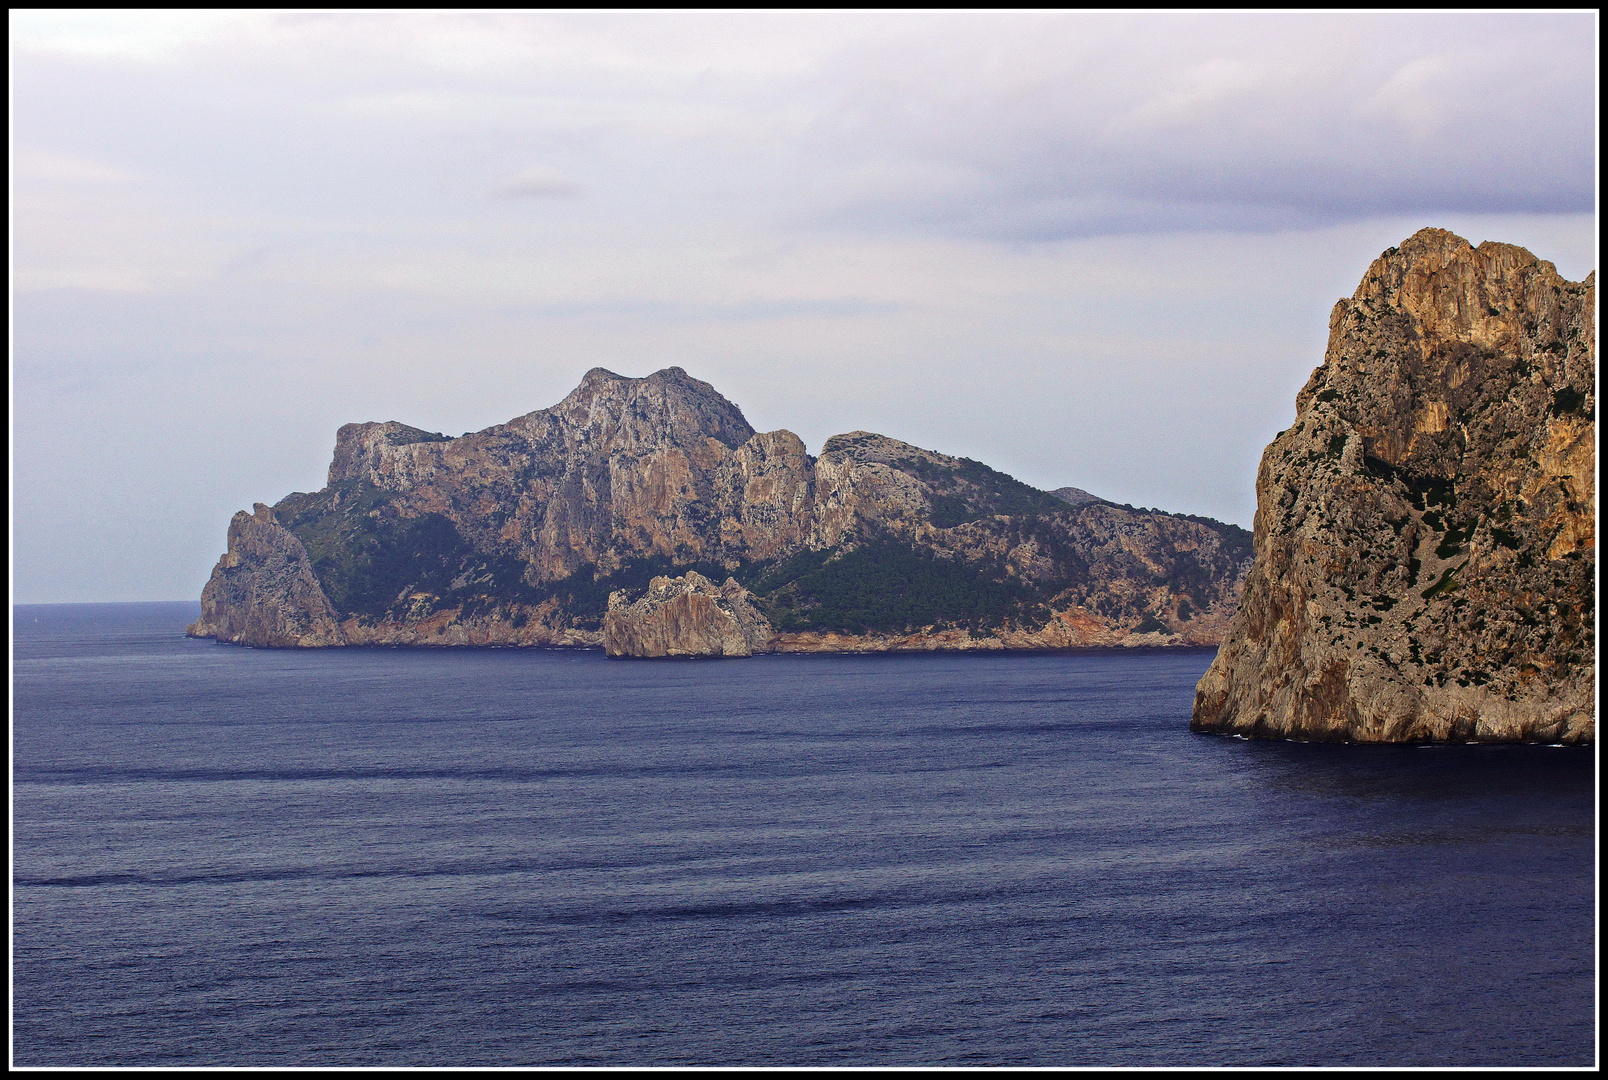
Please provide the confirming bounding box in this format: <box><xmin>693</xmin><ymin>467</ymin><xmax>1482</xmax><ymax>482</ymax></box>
<box><xmin>604</xmin><ymin>572</ymin><xmax>773</xmax><ymax>657</ymax></box>
<box><xmin>318</xmin><ymin>366</ymin><xmax>810</xmax><ymax>582</ymax></box>
<box><xmin>1192</xmin><ymin>228</ymin><xmax>1595</xmax><ymax>743</ymax></box>
<box><xmin>187</xmin><ymin>504</ymin><xmax>344</xmax><ymax>647</ymax></box>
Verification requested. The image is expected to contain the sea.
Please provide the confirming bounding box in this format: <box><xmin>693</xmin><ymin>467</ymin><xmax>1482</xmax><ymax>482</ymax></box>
<box><xmin>12</xmin><ymin>601</ymin><xmax>1597</xmax><ymax>1068</ymax></box>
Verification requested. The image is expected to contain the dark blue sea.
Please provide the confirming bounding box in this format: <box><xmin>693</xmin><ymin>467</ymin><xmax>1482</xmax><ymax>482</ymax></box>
<box><xmin>12</xmin><ymin>602</ymin><xmax>1597</xmax><ymax>1067</ymax></box>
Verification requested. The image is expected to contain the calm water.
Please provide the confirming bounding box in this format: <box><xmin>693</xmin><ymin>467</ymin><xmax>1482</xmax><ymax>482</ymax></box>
<box><xmin>12</xmin><ymin>602</ymin><xmax>1596</xmax><ymax>1067</ymax></box>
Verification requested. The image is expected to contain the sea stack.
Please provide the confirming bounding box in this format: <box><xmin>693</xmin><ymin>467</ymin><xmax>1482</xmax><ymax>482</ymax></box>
<box><xmin>604</xmin><ymin>571</ymin><xmax>774</xmax><ymax>658</ymax></box>
<box><xmin>1192</xmin><ymin>228</ymin><xmax>1594</xmax><ymax>743</ymax></box>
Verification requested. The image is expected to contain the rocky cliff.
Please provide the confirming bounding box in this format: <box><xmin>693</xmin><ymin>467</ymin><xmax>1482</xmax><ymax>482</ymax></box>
<box><xmin>1192</xmin><ymin>228</ymin><xmax>1594</xmax><ymax>743</ymax></box>
<box><xmin>190</xmin><ymin>367</ymin><xmax>1253</xmax><ymax>653</ymax></box>
<box><xmin>604</xmin><ymin>572</ymin><xmax>773</xmax><ymax>658</ymax></box>
<box><xmin>188</xmin><ymin>503</ymin><xmax>345</xmax><ymax>648</ymax></box>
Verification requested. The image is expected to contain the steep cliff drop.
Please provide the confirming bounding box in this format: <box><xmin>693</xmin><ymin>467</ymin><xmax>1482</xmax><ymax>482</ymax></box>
<box><xmin>1192</xmin><ymin>228</ymin><xmax>1594</xmax><ymax>744</ymax></box>
<box><xmin>186</xmin><ymin>504</ymin><xmax>344</xmax><ymax>648</ymax></box>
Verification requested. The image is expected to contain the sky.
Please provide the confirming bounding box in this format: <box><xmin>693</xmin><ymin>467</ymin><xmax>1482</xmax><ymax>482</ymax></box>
<box><xmin>11</xmin><ymin>10</ymin><xmax>1598</xmax><ymax>604</ymax></box>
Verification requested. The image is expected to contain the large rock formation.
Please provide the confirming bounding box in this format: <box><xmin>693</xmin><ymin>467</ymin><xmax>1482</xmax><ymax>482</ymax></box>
<box><xmin>313</xmin><ymin>366</ymin><xmax>812</xmax><ymax>583</ymax></box>
<box><xmin>187</xmin><ymin>504</ymin><xmax>344</xmax><ymax>647</ymax></box>
<box><xmin>1192</xmin><ymin>228</ymin><xmax>1594</xmax><ymax>743</ymax></box>
<box><xmin>604</xmin><ymin>572</ymin><xmax>773</xmax><ymax>657</ymax></box>
<box><xmin>190</xmin><ymin>366</ymin><xmax>1254</xmax><ymax>652</ymax></box>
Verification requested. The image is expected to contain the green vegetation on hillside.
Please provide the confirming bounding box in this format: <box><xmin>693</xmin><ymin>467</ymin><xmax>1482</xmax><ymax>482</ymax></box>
<box><xmin>1133</xmin><ymin>612</ymin><xmax>1169</xmax><ymax>634</ymax></box>
<box><xmin>275</xmin><ymin>476</ymin><xmax>1251</xmax><ymax>635</ymax></box>
<box><xmin>277</xmin><ymin>482</ymin><xmax>537</xmax><ymax>621</ymax></box>
<box><xmin>889</xmin><ymin>454</ymin><xmax>1071</xmax><ymax>527</ymax></box>
<box><xmin>748</xmin><ymin>539</ymin><xmax>1048</xmax><ymax>634</ymax></box>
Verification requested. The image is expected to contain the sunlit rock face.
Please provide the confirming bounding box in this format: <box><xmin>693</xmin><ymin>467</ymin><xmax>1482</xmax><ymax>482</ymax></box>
<box><xmin>190</xmin><ymin>367</ymin><xmax>1254</xmax><ymax>652</ymax></box>
<box><xmin>1193</xmin><ymin>228</ymin><xmax>1595</xmax><ymax>744</ymax></box>
<box><xmin>604</xmin><ymin>572</ymin><xmax>773</xmax><ymax>658</ymax></box>
<box><xmin>320</xmin><ymin>366</ymin><xmax>814</xmax><ymax>582</ymax></box>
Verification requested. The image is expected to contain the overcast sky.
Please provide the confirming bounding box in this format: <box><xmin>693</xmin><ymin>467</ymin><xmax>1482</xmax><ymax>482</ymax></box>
<box><xmin>12</xmin><ymin>10</ymin><xmax>1598</xmax><ymax>603</ymax></box>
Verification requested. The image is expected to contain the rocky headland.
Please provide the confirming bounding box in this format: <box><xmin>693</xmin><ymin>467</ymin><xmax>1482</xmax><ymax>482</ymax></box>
<box><xmin>190</xmin><ymin>367</ymin><xmax>1253</xmax><ymax>654</ymax></box>
<box><xmin>1192</xmin><ymin>228</ymin><xmax>1594</xmax><ymax>744</ymax></box>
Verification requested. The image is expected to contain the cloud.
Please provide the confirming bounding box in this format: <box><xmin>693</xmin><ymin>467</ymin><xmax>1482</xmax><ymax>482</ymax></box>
<box><xmin>489</xmin><ymin>168</ymin><xmax>583</xmax><ymax>199</ymax></box>
<box><xmin>792</xmin><ymin>12</ymin><xmax>1596</xmax><ymax>240</ymax></box>
<box><xmin>9</xmin><ymin>10</ymin><xmax>272</xmax><ymax>62</ymax></box>
<box><xmin>13</xmin><ymin>12</ymin><xmax>1592</xmax><ymax>240</ymax></box>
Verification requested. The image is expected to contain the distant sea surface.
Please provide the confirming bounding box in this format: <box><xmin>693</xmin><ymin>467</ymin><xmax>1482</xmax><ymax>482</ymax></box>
<box><xmin>13</xmin><ymin>602</ymin><xmax>1596</xmax><ymax>1067</ymax></box>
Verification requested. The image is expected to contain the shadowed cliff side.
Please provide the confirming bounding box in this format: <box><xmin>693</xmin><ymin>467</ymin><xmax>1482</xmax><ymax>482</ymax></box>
<box><xmin>187</xmin><ymin>504</ymin><xmax>344</xmax><ymax>648</ymax></box>
<box><xmin>1192</xmin><ymin>228</ymin><xmax>1595</xmax><ymax>744</ymax></box>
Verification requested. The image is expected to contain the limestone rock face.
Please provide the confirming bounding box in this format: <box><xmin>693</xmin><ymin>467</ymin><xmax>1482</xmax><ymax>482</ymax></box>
<box><xmin>319</xmin><ymin>366</ymin><xmax>811</xmax><ymax>582</ymax></box>
<box><xmin>711</xmin><ymin>429</ymin><xmax>816</xmax><ymax>562</ymax></box>
<box><xmin>1193</xmin><ymin>228</ymin><xmax>1595</xmax><ymax>744</ymax></box>
<box><xmin>604</xmin><ymin>572</ymin><xmax>774</xmax><ymax>657</ymax></box>
<box><xmin>186</xmin><ymin>504</ymin><xmax>345</xmax><ymax>647</ymax></box>
<box><xmin>808</xmin><ymin>433</ymin><xmax>936</xmax><ymax>549</ymax></box>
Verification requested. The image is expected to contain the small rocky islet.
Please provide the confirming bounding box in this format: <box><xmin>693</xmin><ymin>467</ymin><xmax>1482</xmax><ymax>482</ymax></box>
<box><xmin>189</xmin><ymin>227</ymin><xmax>1594</xmax><ymax>744</ymax></box>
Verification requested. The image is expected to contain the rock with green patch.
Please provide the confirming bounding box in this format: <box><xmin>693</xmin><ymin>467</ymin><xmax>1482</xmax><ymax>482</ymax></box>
<box><xmin>1193</xmin><ymin>228</ymin><xmax>1595</xmax><ymax>744</ymax></box>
